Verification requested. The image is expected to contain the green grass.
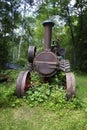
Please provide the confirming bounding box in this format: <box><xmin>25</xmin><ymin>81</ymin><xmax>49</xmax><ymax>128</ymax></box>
<box><xmin>76</xmin><ymin>73</ymin><xmax>87</xmax><ymax>102</ymax></box>
<box><xmin>0</xmin><ymin>105</ymin><xmax>87</xmax><ymax>130</ymax></box>
<box><xmin>0</xmin><ymin>71</ymin><xmax>87</xmax><ymax>130</ymax></box>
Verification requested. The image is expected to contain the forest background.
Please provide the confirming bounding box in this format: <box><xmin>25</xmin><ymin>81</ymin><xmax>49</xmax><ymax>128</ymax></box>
<box><xmin>0</xmin><ymin>0</ymin><xmax>87</xmax><ymax>72</ymax></box>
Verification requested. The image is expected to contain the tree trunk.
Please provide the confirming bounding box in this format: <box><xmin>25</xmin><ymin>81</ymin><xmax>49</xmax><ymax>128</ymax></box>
<box><xmin>11</xmin><ymin>1</ymin><xmax>15</xmax><ymax>62</ymax></box>
<box><xmin>18</xmin><ymin>1</ymin><xmax>26</xmax><ymax>59</ymax></box>
<box><xmin>66</xmin><ymin>6</ymin><xmax>76</xmax><ymax>68</ymax></box>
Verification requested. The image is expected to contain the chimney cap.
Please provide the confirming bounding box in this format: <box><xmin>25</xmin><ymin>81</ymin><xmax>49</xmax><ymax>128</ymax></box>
<box><xmin>42</xmin><ymin>20</ymin><xmax>54</xmax><ymax>27</ymax></box>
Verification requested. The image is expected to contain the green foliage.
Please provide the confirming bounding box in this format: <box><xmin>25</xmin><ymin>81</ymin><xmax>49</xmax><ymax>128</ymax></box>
<box><xmin>0</xmin><ymin>0</ymin><xmax>22</xmax><ymax>66</ymax></box>
<box><xmin>0</xmin><ymin>34</ymin><xmax>11</xmax><ymax>70</ymax></box>
<box><xmin>26</xmin><ymin>83</ymin><xmax>51</xmax><ymax>105</ymax></box>
<box><xmin>15</xmin><ymin>58</ymin><xmax>27</xmax><ymax>67</ymax></box>
<box><xmin>23</xmin><ymin>72</ymin><xmax>85</xmax><ymax>111</ymax></box>
<box><xmin>0</xmin><ymin>70</ymin><xmax>21</xmax><ymax>107</ymax></box>
<box><xmin>0</xmin><ymin>83</ymin><xmax>20</xmax><ymax>107</ymax></box>
<box><xmin>0</xmin><ymin>70</ymin><xmax>86</xmax><ymax>111</ymax></box>
<box><xmin>0</xmin><ymin>70</ymin><xmax>87</xmax><ymax>114</ymax></box>
<box><xmin>25</xmin><ymin>83</ymin><xmax>84</xmax><ymax>111</ymax></box>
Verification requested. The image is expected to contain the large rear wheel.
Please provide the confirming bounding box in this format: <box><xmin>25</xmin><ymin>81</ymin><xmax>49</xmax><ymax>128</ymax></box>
<box><xmin>16</xmin><ymin>70</ymin><xmax>31</xmax><ymax>97</ymax></box>
<box><xmin>66</xmin><ymin>72</ymin><xmax>76</xmax><ymax>100</ymax></box>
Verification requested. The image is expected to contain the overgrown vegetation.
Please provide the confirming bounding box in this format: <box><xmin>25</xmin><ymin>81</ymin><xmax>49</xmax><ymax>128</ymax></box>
<box><xmin>0</xmin><ymin>70</ymin><xmax>87</xmax><ymax>112</ymax></box>
<box><xmin>24</xmin><ymin>72</ymin><xmax>84</xmax><ymax>110</ymax></box>
<box><xmin>0</xmin><ymin>70</ymin><xmax>87</xmax><ymax>130</ymax></box>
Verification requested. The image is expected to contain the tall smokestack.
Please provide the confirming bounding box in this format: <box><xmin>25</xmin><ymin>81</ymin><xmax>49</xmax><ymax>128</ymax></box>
<box><xmin>43</xmin><ymin>20</ymin><xmax>54</xmax><ymax>51</ymax></box>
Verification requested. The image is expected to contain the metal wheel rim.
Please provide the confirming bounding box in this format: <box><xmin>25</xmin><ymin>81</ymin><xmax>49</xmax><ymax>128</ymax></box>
<box><xmin>21</xmin><ymin>70</ymin><xmax>31</xmax><ymax>97</ymax></box>
<box><xmin>16</xmin><ymin>71</ymin><xmax>25</xmax><ymax>97</ymax></box>
<box><xmin>66</xmin><ymin>72</ymin><xmax>76</xmax><ymax>99</ymax></box>
<box><xmin>16</xmin><ymin>70</ymin><xmax>31</xmax><ymax>97</ymax></box>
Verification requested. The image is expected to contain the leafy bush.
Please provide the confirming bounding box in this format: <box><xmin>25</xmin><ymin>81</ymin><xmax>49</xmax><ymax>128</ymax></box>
<box><xmin>0</xmin><ymin>70</ymin><xmax>22</xmax><ymax>107</ymax></box>
<box><xmin>25</xmin><ymin>83</ymin><xmax>84</xmax><ymax>110</ymax></box>
<box><xmin>0</xmin><ymin>71</ymin><xmax>86</xmax><ymax>111</ymax></box>
<box><xmin>24</xmin><ymin>72</ymin><xmax>84</xmax><ymax>110</ymax></box>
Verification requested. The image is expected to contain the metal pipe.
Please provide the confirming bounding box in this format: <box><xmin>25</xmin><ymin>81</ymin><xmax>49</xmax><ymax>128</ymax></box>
<box><xmin>43</xmin><ymin>20</ymin><xmax>54</xmax><ymax>51</ymax></box>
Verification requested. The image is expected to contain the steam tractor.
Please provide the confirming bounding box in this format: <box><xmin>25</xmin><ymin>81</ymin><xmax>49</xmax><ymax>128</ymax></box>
<box><xmin>16</xmin><ymin>20</ymin><xmax>76</xmax><ymax>99</ymax></box>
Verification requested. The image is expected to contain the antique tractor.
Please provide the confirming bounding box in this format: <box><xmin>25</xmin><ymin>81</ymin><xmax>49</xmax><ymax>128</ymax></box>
<box><xmin>16</xmin><ymin>20</ymin><xmax>76</xmax><ymax>99</ymax></box>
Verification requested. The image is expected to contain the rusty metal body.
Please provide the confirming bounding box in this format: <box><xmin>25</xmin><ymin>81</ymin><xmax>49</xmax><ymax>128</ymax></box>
<box><xmin>33</xmin><ymin>21</ymin><xmax>59</xmax><ymax>77</ymax></box>
<box><xmin>16</xmin><ymin>20</ymin><xmax>76</xmax><ymax>99</ymax></box>
<box><xmin>33</xmin><ymin>51</ymin><xmax>58</xmax><ymax>77</ymax></box>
